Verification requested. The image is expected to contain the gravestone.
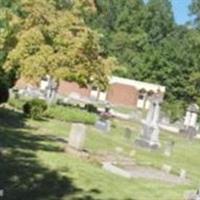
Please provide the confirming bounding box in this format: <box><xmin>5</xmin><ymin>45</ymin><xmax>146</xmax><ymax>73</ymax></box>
<box><xmin>95</xmin><ymin>120</ymin><xmax>111</xmax><ymax>132</ymax></box>
<box><xmin>124</xmin><ymin>128</ymin><xmax>132</xmax><ymax>141</ymax></box>
<box><xmin>68</xmin><ymin>123</ymin><xmax>86</xmax><ymax>151</ymax></box>
<box><xmin>180</xmin><ymin>169</ymin><xmax>187</xmax><ymax>180</ymax></box>
<box><xmin>180</xmin><ymin>104</ymin><xmax>199</xmax><ymax>138</ymax></box>
<box><xmin>135</xmin><ymin>92</ymin><xmax>163</xmax><ymax>149</ymax></box>
<box><xmin>95</xmin><ymin>108</ymin><xmax>112</xmax><ymax>132</ymax></box>
<box><xmin>162</xmin><ymin>164</ymin><xmax>172</xmax><ymax>174</ymax></box>
<box><xmin>40</xmin><ymin>75</ymin><xmax>57</xmax><ymax>102</ymax></box>
<box><xmin>164</xmin><ymin>141</ymin><xmax>175</xmax><ymax>157</ymax></box>
<box><xmin>185</xmin><ymin>189</ymin><xmax>200</xmax><ymax>200</ymax></box>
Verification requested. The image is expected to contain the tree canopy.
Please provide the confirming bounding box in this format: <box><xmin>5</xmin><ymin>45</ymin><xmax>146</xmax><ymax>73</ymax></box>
<box><xmin>2</xmin><ymin>0</ymin><xmax>116</xmax><ymax>90</ymax></box>
<box><xmin>1</xmin><ymin>0</ymin><xmax>200</xmax><ymax>116</ymax></box>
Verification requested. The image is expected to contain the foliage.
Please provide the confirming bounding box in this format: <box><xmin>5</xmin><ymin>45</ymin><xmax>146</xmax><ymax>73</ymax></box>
<box><xmin>2</xmin><ymin>0</ymin><xmax>116</xmax><ymax>90</ymax></box>
<box><xmin>143</xmin><ymin>0</ymin><xmax>175</xmax><ymax>45</ymax></box>
<box><xmin>190</xmin><ymin>0</ymin><xmax>200</xmax><ymax>28</ymax></box>
<box><xmin>23</xmin><ymin>98</ymin><xmax>48</xmax><ymax>119</ymax></box>
<box><xmin>2</xmin><ymin>0</ymin><xmax>200</xmax><ymax>119</ymax></box>
<box><xmin>45</xmin><ymin>105</ymin><xmax>96</xmax><ymax>124</ymax></box>
<box><xmin>83</xmin><ymin>0</ymin><xmax>200</xmax><ymax>118</ymax></box>
<box><xmin>162</xmin><ymin>100</ymin><xmax>186</xmax><ymax>122</ymax></box>
<box><xmin>84</xmin><ymin>103</ymin><xmax>98</xmax><ymax>113</ymax></box>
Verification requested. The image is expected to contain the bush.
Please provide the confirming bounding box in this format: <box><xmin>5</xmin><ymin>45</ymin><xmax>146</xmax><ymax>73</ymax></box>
<box><xmin>45</xmin><ymin>105</ymin><xmax>96</xmax><ymax>124</ymax></box>
<box><xmin>23</xmin><ymin>99</ymin><xmax>48</xmax><ymax>119</ymax></box>
<box><xmin>85</xmin><ymin>104</ymin><xmax>98</xmax><ymax>113</ymax></box>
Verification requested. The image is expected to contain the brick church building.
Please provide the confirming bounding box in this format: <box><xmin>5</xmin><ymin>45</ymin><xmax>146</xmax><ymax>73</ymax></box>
<box><xmin>15</xmin><ymin>76</ymin><xmax>165</xmax><ymax>109</ymax></box>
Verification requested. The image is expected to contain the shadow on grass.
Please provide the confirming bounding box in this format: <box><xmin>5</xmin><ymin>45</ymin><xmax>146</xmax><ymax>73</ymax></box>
<box><xmin>0</xmin><ymin>109</ymin><xmax>76</xmax><ymax>200</ymax></box>
<box><xmin>0</xmin><ymin>108</ymin><xmax>26</xmax><ymax>128</ymax></box>
<box><xmin>0</xmin><ymin>108</ymin><xmax>136</xmax><ymax>200</ymax></box>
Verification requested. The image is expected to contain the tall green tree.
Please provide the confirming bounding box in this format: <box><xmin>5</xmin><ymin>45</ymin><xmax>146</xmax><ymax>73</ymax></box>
<box><xmin>143</xmin><ymin>0</ymin><xmax>175</xmax><ymax>45</ymax></box>
<box><xmin>86</xmin><ymin>0</ymin><xmax>146</xmax><ymax>75</ymax></box>
<box><xmin>190</xmin><ymin>0</ymin><xmax>200</xmax><ymax>28</ymax></box>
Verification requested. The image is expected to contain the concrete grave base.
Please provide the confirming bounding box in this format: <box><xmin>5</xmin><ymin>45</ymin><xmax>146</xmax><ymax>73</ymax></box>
<box><xmin>135</xmin><ymin>138</ymin><xmax>160</xmax><ymax>150</ymax></box>
<box><xmin>102</xmin><ymin>161</ymin><xmax>189</xmax><ymax>185</ymax></box>
<box><xmin>102</xmin><ymin>162</ymin><xmax>132</xmax><ymax>178</ymax></box>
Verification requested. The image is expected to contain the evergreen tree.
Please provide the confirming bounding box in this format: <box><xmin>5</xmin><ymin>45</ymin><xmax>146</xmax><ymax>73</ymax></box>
<box><xmin>143</xmin><ymin>0</ymin><xmax>175</xmax><ymax>45</ymax></box>
<box><xmin>190</xmin><ymin>0</ymin><xmax>200</xmax><ymax>27</ymax></box>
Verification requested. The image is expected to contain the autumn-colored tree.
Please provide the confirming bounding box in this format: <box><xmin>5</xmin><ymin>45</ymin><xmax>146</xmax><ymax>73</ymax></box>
<box><xmin>4</xmin><ymin>0</ymin><xmax>116</xmax><ymax>90</ymax></box>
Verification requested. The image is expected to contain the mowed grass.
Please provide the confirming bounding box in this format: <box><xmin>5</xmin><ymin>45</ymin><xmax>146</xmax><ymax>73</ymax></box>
<box><xmin>1</xmin><ymin>108</ymin><xmax>200</xmax><ymax>200</ymax></box>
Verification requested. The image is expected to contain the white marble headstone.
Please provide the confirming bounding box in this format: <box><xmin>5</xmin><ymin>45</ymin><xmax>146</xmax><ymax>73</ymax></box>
<box><xmin>68</xmin><ymin>123</ymin><xmax>86</xmax><ymax>150</ymax></box>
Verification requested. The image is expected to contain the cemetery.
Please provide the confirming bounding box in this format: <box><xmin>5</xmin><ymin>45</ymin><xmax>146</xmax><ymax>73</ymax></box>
<box><xmin>2</xmin><ymin>1</ymin><xmax>200</xmax><ymax>200</ymax></box>
<box><xmin>1</xmin><ymin>90</ymin><xmax>200</xmax><ymax>200</ymax></box>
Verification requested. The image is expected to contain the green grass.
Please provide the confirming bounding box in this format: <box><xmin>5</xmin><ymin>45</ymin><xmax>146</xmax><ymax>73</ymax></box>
<box><xmin>112</xmin><ymin>106</ymin><xmax>134</xmax><ymax>114</ymax></box>
<box><xmin>45</xmin><ymin>105</ymin><xmax>97</xmax><ymax>125</ymax></box>
<box><xmin>1</xmin><ymin>107</ymin><xmax>200</xmax><ymax>200</ymax></box>
<box><xmin>8</xmin><ymin>98</ymin><xmax>97</xmax><ymax>125</ymax></box>
<box><xmin>8</xmin><ymin>97</ymin><xmax>27</xmax><ymax>110</ymax></box>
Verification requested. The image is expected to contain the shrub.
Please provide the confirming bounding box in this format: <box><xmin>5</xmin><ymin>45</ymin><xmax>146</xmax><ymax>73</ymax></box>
<box><xmin>85</xmin><ymin>104</ymin><xmax>98</xmax><ymax>113</ymax></box>
<box><xmin>45</xmin><ymin>105</ymin><xmax>96</xmax><ymax>124</ymax></box>
<box><xmin>23</xmin><ymin>99</ymin><xmax>48</xmax><ymax>119</ymax></box>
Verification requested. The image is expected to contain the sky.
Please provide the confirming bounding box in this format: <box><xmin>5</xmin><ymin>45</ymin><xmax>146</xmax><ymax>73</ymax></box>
<box><xmin>172</xmin><ymin>0</ymin><xmax>193</xmax><ymax>24</ymax></box>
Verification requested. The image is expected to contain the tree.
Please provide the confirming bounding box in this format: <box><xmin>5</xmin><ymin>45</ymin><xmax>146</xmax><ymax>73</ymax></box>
<box><xmin>190</xmin><ymin>0</ymin><xmax>200</xmax><ymax>28</ymax></box>
<box><xmin>85</xmin><ymin>0</ymin><xmax>147</xmax><ymax>74</ymax></box>
<box><xmin>143</xmin><ymin>0</ymin><xmax>175</xmax><ymax>45</ymax></box>
<box><xmin>3</xmin><ymin>0</ymin><xmax>116</xmax><ymax>90</ymax></box>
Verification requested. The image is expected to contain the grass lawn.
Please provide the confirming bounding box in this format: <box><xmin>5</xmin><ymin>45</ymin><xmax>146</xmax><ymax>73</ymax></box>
<box><xmin>1</xmin><ymin>107</ymin><xmax>200</xmax><ymax>200</ymax></box>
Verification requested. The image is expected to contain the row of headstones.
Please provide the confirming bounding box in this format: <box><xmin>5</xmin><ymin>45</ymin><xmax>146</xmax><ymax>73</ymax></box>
<box><xmin>67</xmin><ymin>123</ymin><xmax>188</xmax><ymax>182</ymax></box>
<box><xmin>12</xmin><ymin>75</ymin><xmax>57</xmax><ymax>102</ymax></box>
<box><xmin>67</xmin><ymin>98</ymin><xmax>200</xmax><ymax>153</ymax></box>
<box><xmin>136</xmin><ymin>93</ymin><xmax>200</xmax><ymax>149</ymax></box>
<box><xmin>63</xmin><ymin>94</ymin><xmax>200</xmax><ymax>161</ymax></box>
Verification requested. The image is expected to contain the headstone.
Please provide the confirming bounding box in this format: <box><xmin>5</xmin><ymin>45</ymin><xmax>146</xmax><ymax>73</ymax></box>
<box><xmin>185</xmin><ymin>189</ymin><xmax>200</xmax><ymax>200</ymax></box>
<box><xmin>135</xmin><ymin>92</ymin><xmax>163</xmax><ymax>149</ymax></box>
<box><xmin>40</xmin><ymin>75</ymin><xmax>57</xmax><ymax>102</ymax></box>
<box><xmin>95</xmin><ymin>119</ymin><xmax>111</xmax><ymax>132</ymax></box>
<box><xmin>124</xmin><ymin>127</ymin><xmax>132</xmax><ymax>141</ymax></box>
<box><xmin>196</xmin><ymin>190</ymin><xmax>200</xmax><ymax>200</ymax></box>
<box><xmin>180</xmin><ymin>104</ymin><xmax>199</xmax><ymax>138</ymax></box>
<box><xmin>162</xmin><ymin>164</ymin><xmax>172</xmax><ymax>174</ymax></box>
<box><xmin>68</xmin><ymin>123</ymin><xmax>86</xmax><ymax>151</ymax></box>
<box><xmin>180</xmin><ymin>169</ymin><xmax>187</xmax><ymax>180</ymax></box>
<box><xmin>164</xmin><ymin>141</ymin><xmax>175</xmax><ymax>157</ymax></box>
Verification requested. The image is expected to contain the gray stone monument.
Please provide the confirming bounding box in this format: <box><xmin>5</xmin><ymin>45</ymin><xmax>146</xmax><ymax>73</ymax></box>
<box><xmin>40</xmin><ymin>75</ymin><xmax>57</xmax><ymax>102</ymax></box>
<box><xmin>95</xmin><ymin>119</ymin><xmax>111</xmax><ymax>132</ymax></box>
<box><xmin>164</xmin><ymin>141</ymin><xmax>175</xmax><ymax>157</ymax></box>
<box><xmin>68</xmin><ymin>123</ymin><xmax>86</xmax><ymax>151</ymax></box>
<box><xmin>135</xmin><ymin>92</ymin><xmax>163</xmax><ymax>149</ymax></box>
<box><xmin>185</xmin><ymin>189</ymin><xmax>200</xmax><ymax>200</ymax></box>
<box><xmin>180</xmin><ymin>104</ymin><xmax>199</xmax><ymax>138</ymax></box>
<box><xmin>124</xmin><ymin>127</ymin><xmax>132</xmax><ymax>141</ymax></box>
<box><xmin>95</xmin><ymin>108</ymin><xmax>112</xmax><ymax>133</ymax></box>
